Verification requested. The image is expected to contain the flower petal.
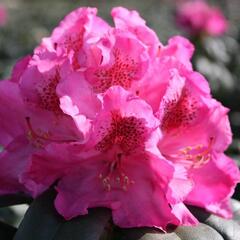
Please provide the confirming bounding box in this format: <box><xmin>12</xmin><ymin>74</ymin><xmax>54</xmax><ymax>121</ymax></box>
<box><xmin>55</xmin><ymin>153</ymin><xmax>181</xmax><ymax>230</ymax></box>
<box><xmin>21</xmin><ymin>143</ymin><xmax>81</xmax><ymax>197</ymax></box>
<box><xmin>0</xmin><ymin>136</ymin><xmax>32</xmax><ymax>195</ymax></box>
<box><xmin>185</xmin><ymin>153</ymin><xmax>240</xmax><ymax>218</ymax></box>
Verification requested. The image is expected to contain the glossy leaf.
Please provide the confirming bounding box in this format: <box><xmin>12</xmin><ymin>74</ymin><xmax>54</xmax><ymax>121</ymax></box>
<box><xmin>14</xmin><ymin>189</ymin><xmax>112</xmax><ymax>240</ymax></box>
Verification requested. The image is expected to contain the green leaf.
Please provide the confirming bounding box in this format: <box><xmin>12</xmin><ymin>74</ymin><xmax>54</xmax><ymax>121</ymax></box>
<box><xmin>0</xmin><ymin>220</ymin><xmax>17</xmax><ymax>240</ymax></box>
<box><xmin>0</xmin><ymin>193</ymin><xmax>32</xmax><ymax>208</ymax></box>
<box><xmin>14</xmin><ymin>188</ymin><xmax>112</xmax><ymax>240</ymax></box>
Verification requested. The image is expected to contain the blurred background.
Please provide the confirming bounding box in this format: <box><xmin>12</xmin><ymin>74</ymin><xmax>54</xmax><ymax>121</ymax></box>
<box><xmin>0</xmin><ymin>0</ymin><xmax>240</xmax><ymax>227</ymax></box>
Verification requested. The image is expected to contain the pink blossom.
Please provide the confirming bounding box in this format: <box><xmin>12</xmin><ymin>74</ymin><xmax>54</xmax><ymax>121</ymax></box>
<box><xmin>54</xmin><ymin>7</ymin><xmax>162</xmax><ymax>126</ymax></box>
<box><xmin>0</xmin><ymin>7</ymin><xmax>109</xmax><ymax>196</ymax></box>
<box><xmin>111</xmin><ymin>7</ymin><xmax>160</xmax><ymax>57</ymax></box>
<box><xmin>0</xmin><ymin>5</ymin><xmax>7</xmax><ymax>27</ymax></box>
<box><xmin>0</xmin><ymin>55</ymin><xmax>86</xmax><ymax>195</ymax></box>
<box><xmin>23</xmin><ymin>86</ymin><xmax>197</xmax><ymax>229</ymax></box>
<box><xmin>157</xmin><ymin>69</ymin><xmax>240</xmax><ymax>218</ymax></box>
<box><xmin>137</xmin><ymin>52</ymin><xmax>210</xmax><ymax>113</ymax></box>
<box><xmin>19</xmin><ymin>54</ymin><xmax>90</xmax><ymax>141</ymax></box>
<box><xmin>82</xmin><ymin>7</ymin><xmax>160</xmax><ymax>95</ymax></box>
<box><xmin>84</xmin><ymin>29</ymin><xmax>149</xmax><ymax>93</ymax></box>
<box><xmin>176</xmin><ymin>0</ymin><xmax>228</xmax><ymax>36</ymax></box>
<box><xmin>47</xmin><ymin>7</ymin><xmax>110</xmax><ymax>70</ymax></box>
<box><xmin>0</xmin><ymin>6</ymin><xmax>238</xmax><ymax>230</ymax></box>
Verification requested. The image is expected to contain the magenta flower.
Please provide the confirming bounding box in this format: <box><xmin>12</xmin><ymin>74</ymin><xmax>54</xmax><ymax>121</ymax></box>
<box><xmin>0</xmin><ymin>55</ymin><xmax>86</xmax><ymax>195</ymax></box>
<box><xmin>23</xmin><ymin>86</ymin><xmax>197</xmax><ymax>229</ymax></box>
<box><xmin>0</xmin><ymin>80</ymin><xmax>30</xmax><ymax>194</ymax></box>
<box><xmin>0</xmin><ymin>6</ymin><xmax>238</xmax><ymax>230</ymax></box>
<box><xmin>176</xmin><ymin>0</ymin><xmax>228</xmax><ymax>36</ymax></box>
<box><xmin>157</xmin><ymin>66</ymin><xmax>240</xmax><ymax>218</ymax></box>
<box><xmin>0</xmin><ymin>5</ymin><xmax>7</xmax><ymax>27</ymax></box>
<box><xmin>45</xmin><ymin>7</ymin><xmax>110</xmax><ymax>70</ymax></box>
<box><xmin>111</xmin><ymin>7</ymin><xmax>160</xmax><ymax>57</ymax></box>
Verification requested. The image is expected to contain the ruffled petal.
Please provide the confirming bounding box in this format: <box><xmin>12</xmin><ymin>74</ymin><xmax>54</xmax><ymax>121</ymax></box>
<box><xmin>55</xmin><ymin>153</ymin><xmax>182</xmax><ymax>230</ymax></box>
<box><xmin>21</xmin><ymin>143</ymin><xmax>81</xmax><ymax>197</ymax></box>
<box><xmin>111</xmin><ymin>7</ymin><xmax>160</xmax><ymax>57</ymax></box>
<box><xmin>185</xmin><ymin>153</ymin><xmax>240</xmax><ymax>218</ymax></box>
<box><xmin>171</xmin><ymin>202</ymin><xmax>198</xmax><ymax>226</ymax></box>
<box><xmin>161</xmin><ymin>36</ymin><xmax>194</xmax><ymax>69</ymax></box>
<box><xmin>57</xmin><ymin>71</ymin><xmax>101</xmax><ymax>119</ymax></box>
<box><xmin>167</xmin><ymin>164</ymin><xmax>194</xmax><ymax>204</ymax></box>
<box><xmin>10</xmin><ymin>55</ymin><xmax>31</xmax><ymax>83</ymax></box>
<box><xmin>0</xmin><ymin>81</ymin><xmax>26</xmax><ymax>146</ymax></box>
<box><xmin>0</xmin><ymin>136</ymin><xmax>32</xmax><ymax>195</ymax></box>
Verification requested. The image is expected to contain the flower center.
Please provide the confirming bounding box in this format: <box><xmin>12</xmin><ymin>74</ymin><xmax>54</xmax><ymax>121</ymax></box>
<box><xmin>25</xmin><ymin>117</ymin><xmax>50</xmax><ymax>148</ymax></box>
<box><xmin>93</xmin><ymin>49</ymin><xmax>139</xmax><ymax>93</ymax></box>
<box><xmin>177</xmin><ymin>137</ymin><xmax>214</xmax><ymax>168</ymax></box>
<box><xmin>95</xmin><ymin>111</ymin><xmax>146</xmax><ymax>155</ymax></box>
<box><xmin>161</xmin><ymin>88</ymin><xmax>199</xmax><ymax>133</ymax></box>
<box><xmin>98</xmin><ymin>153</ymin><xmax>135</xmax><ymax>192</ymax></box>
<box><xmin>95</xmin><ymin>111</ymin><xmax>146</xmax><ymax>191</ymax></box>
<box><xmin>37</xmin><ymin>70</ymin><xmax>62</xmax><ymax>114</ymax></box>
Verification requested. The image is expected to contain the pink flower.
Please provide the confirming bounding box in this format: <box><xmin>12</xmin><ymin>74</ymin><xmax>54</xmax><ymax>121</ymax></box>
<box><xmin>157</xmin><ymin>68</ymin><xmax>240</xmax><ymax>218</ymax></box>
<box><xmin>0</xmin><ymin>6</ymin><xmax>238</xmax><ymax>230</ymax></box>
<box><xmin>84</xmin><ymin>29</ymin><xmax>149</xmax><ymax>93</ymax></box>
<box><xmin>0</xmin><ymin>5</ymin><xmax>7</xmax><ymax>27</ymax></box>
<box><xmin>20</xmin><ymin>50</ymin><xmax>91</xmax><ymax>139</ymax></box>
<box><xmin>137</xmin><ymin>50</ymin><xmax>210</xmax><ymax>112</ymax></box>
<box><xmin>111</xmin><ymin>7</ymin><xmax>160</xmax><ymax>57</ymax></box>
<box><xmin>0</xmin><ymin>7</ymin><xmax>108</xmax><ymax>196</ymax></box>
<box><xmin>46</xmin><ymin>7</ymin><xmax>110</xmax><ymax>70</ymax></box>
<box><xmin>0</xmin><ymin>55</ymin><xmax>86</xmax><ymax>195</ymax></box>
<box><xmin>23</xmin><ymin>86</ymin><xmax>197</xmax><ymax>229</ymax></box>
<box><xmin>54</xmin><ymin>6</ymin><xmax>162</xmax><ymax>125</ymax></box>
<box><xmin>81</xmin><ymin>7</ymin><xmax>160</xmax><ymax>95</ymax></box>
<box><xmin>176</xmin><ymin>0</ymin><xmax>228</xmax><ymax>36</ymax></box>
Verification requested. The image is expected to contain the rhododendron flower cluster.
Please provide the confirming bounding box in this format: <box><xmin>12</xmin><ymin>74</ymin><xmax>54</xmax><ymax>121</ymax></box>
<box><xmin>0</xmin><ymin>7</ymin><xmax>239</xmax><ymax>230</ymax></box>
<box><xmin>176</xmin><ymin>0</ymin><xmax>228</xmax><ymax>36</ymax></box>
